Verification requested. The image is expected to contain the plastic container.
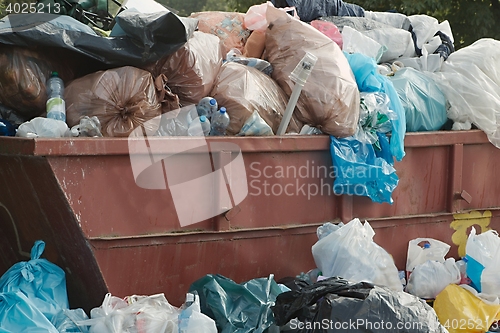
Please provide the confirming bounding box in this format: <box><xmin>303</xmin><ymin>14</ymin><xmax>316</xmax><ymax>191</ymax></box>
<box><xmin>210</xmin><ymin>107</ymin><xmax>230</xmax><ymax>136</ymax></box>
<box><xmin>196</xmin><ymin>97</ymin><xmax>218</xmax><ymax>118</ymax></box>
<box><xmin>46</xmin><ymin>72</ymin><xmax>66</xmax><ymax>122</ymax></box>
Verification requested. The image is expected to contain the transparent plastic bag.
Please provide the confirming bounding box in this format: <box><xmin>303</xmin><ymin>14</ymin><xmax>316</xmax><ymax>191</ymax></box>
<box><xmin>406</xmin><ymin>258</ymin><xmax>461</xmax><ymax>299</ymax></box>
<box><xmin>406</xmin><ymin>238</ymin><xmax>451</xmax><ymax>272</ymax></box>
<box><xmin>16</xmin><ymin>117</ymin><xmax>71</xmax><ymax>138</ymax></box>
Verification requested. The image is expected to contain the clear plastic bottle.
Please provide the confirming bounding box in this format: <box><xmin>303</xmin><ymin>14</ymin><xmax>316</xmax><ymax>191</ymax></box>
<box><xmin>200</xmin><ymin>115</ymin><xmax>211</xmax><ymax>136</ymax></box>
<box><xmin>196</xmin><ymin>97</ymin><xmax>218</xmax><ymax>118</ymax></box>
<box><xmin>46</xmin><ymin>72</ymin><xmax>66</xmax><ymax>122</ymax></box>
<box><xmin>178</xmin><ymin>293</ymin><xmax>195</xmax><ymax>333</ymax></box>
<box><xmin>187</xmin><ymin>115</ymin><xmax>211</xmax><ymax>136</ymax></box>
<box><xmin>210</xmin><ymin>107</ymin><xmax>230</xmax><ymax>136</ymax></box>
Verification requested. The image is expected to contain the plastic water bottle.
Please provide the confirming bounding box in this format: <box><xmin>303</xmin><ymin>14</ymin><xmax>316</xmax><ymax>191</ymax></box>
<box><xmin>210</xmin><ymin>107</ymin><xmax>230</xmax><ymax>136</ymax></box>
<box><xmin>187</xmin><ymin>115</ymin><xmax>211</xmax><ymax>136</ymax></box>
<box><xmin>196</xmin><ymin>97</ymin><xmax>218</xmax><ymax>118</ymax></box>
<box><xmin>46</xmin><ymin>72</ymin><xmax>66</xmax><ymax>122</ymax></box>
<box><xmin>178</xmin><ymin>293</ymin><xmax>195</xmax><ymax>333</ymax></box>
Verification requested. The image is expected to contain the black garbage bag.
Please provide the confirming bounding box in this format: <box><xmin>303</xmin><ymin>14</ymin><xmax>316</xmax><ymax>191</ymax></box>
<box><xmin>271</xmin><ymin>0</ymin><xmax>365</xmax><ymax>22</ymax></box>
<box><xmin>273</xmin><ymin>277</ymin><xmax>447</xmax><ymax>333</ymax></box>
<box><xmin>0</xmin><ymin>11</ymin><xmax>197</xmax><ymax>67</ymax></box>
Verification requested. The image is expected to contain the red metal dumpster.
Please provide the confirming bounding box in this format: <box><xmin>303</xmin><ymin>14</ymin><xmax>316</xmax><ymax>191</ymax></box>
<box><xmin>0</xmin><ymin>130</ymin><xmax>499</xmax><ymax>312</ymax></box>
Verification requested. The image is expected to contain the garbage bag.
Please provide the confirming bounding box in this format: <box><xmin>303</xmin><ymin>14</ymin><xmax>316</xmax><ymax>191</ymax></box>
<box><xmin>465</xmin><ymin>227</ymin><xmax>500</xmax><ymax>296</ymax></box>
<box><xmin>389</xmin><ymin>67</ymin><xmax>447</xmax><ymax>132</ymax></box>
<box><xmin>210</xmin><ymin>62</ymin><xmax>301</xmax><ymax>135</ymax></box>
<box><xmin>0</xmin><ymin>12</ymin><xmax>197</xmax><ymax>67</ymax></box>
<box><xmin>406</xmin><ymin>238</ymin><xmax>451</xmax><ymax>272</ymax></box>
<box><xmin>0</xmin><ymin>291</ymin><xmax>59</xmax><ymax>333</ymax></box>
<box><xmin>406</xmin><ymin>258</ymin><xmax>461</xmax><ymax>299</ymax></box>
<box><xmin>345</xmin><ymin>52</ymin><xmax>406</xmax><ymax>161</ymax></box>
<box><xmin>65</xmin><ymin>66</ymin><xmax>161</xmax><ymax>137</ymax></box>
<box><xmin>330</xmin><ymin>135</ymin><xmax>399</xmax><ymax>204</ymax></box>
<box><xmin>425</xmin><ymin>39</ymin><xmax>500</xmax><ymax>148</ymax></box>
<box><xmin>189</xmin><ymin>274</ymin><xmax>283</xmax><ymax>333</ymax></box>
<box><xmin>0</xmin><ymin>45</ymin><xmax>76</xmax><ymax>119</ymax></box>
<box><xmin>312</xmin><ymin>218</ymin><xmax>402</xmax><ymax>291</ymax></box>
<box><xmin>16</xmin><ymin>117</ymin><xmax>70</xmax><ymax>138</ymax></box>
<box><xmin>81</xmin><ymin>293</ymin><xmax>181</xmax><ymax>333</ymax></box>
<box><xmin>189</xmin><ymin>11</ymin><xmax>250</xmax><ymax>55</ymax></box>
<box><xmin>273</xmin><ymin>277</ymin><xmax>447</xmax><ymax>333</ymax></box>
<box><xmin>310</xmin><ymin>20</ymin><xmax>343</xmax><ymax>48</ymax></box>
<box><xmin>265</xmin><ymin>6</ymin><xmax>359</xmax><ymax>138</ymax></box>
<box><xmin>434</xmin><ymin>284</ymin><xmax>500</xmax><ymax>333</ymax></box>
<box><xmin>144</xmin><ymin>31</ymin><xmax>224</xmax><ymax>106</ymax></box>
<box><xmin>0</xmin><ymin>240</ymin><xmax>69</xmax><ymax>321</ymax></box>
<box><xmin>271</xmin><ymin>0</ymin><xmax>365</xmax><ymax>23</ymax></box>
<box><xmin>51</xmin><ymin>308</ymin><xmax>90</xmax><ymax>333</ymax></box>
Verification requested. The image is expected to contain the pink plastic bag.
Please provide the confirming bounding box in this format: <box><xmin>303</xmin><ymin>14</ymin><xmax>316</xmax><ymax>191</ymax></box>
<box><xmin>244</xmin><ymin>2</ymin><xmax>299</xmax><ymax>32</ymax></box>
<box><xmin>311</xmin><ymin>20</ymin><xmax>343</xmax><ymax>49</ymax></box>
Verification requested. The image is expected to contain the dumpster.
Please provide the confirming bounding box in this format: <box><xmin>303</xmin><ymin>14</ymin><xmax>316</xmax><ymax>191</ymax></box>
<box><xmin>1</xmin><ymin>130</ymin><xmax>500</xmax><ymax>312</ymax></box>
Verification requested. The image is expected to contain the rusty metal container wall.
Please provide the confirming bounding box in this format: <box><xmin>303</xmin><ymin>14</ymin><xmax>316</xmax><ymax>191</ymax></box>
<box><xmin>0</xmin><ymin>130</ymin><xmax>499</xmax><ymax>312</ymax></box>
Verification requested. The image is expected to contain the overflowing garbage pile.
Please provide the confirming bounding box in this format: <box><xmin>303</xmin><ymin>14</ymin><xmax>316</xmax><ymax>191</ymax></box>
<box><xmin>6</xmin><ymin>220</ymin><xmax>500</xmax><ymax>332</ymax></box>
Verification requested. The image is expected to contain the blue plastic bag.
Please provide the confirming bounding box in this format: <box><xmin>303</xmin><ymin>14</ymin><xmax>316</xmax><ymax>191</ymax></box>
<box><xmin>389</xmin><ymin>67</ymin><xmax>447</xmax><ymax>132</ymax></box>
<box><xmin>344</xmin><ymin>52</ymin><xmax>406</xmax><ymax>161</ymax></box>
<box><xmin>51</xmin><ymin>308</ymin><xmax>90</xmax><ymax>333</ymax></box>
<box><xmin>0</xmin><ymin>240</ymin><xmax>69</xmax><ymax>321</ymax></box>
<box><xmin>189</xmin><ymin>274</ymin><xmax>283</xmax><ymax>333</ymax></box>
<box><xmin>331</xmin><ymin>135</ymin><xmax>399</xmax><ymax>204</ymax></box>
<box><xmin>0</xmin><ymin>291</ymin><xmax>59</xmax><ymax>332</ymax></box>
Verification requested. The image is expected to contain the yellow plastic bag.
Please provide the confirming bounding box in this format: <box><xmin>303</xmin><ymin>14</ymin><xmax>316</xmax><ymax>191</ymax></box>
<box><xmin>434</xmin><ymin>284</ymin><xmax>500</xmax><ymax>333</ymax></box>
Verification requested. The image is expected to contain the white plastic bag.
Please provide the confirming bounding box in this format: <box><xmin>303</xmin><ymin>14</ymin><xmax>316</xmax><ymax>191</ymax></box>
<box><xmin>312</xmin><ymin>218</ymin><xmax>402</xmax><ymax>291</ymax></box>
<box><xmin>406</xmin><ymin>258</ymin><xmax>461</xmax><ymax>299</ymax></box>
<box><xmin>466</xmin><ymin>227</ymin><xmax>500</xmax><ymax>297</ymax></box>
<box><xmin>16</xmin><ymin>117</ymin><xmax>71</xmax><ymax>138</ymax></box>
<box><xmin>406</xmin><ymin>238</ymin><xmax>450</xmax><ymax>272</ymax></box>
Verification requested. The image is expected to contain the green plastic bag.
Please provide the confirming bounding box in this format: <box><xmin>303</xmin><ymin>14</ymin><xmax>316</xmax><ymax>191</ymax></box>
<box><xmin>189</xmin><ymin>274</ymin><xmax>282</xmax><ymax>333</ymax></box>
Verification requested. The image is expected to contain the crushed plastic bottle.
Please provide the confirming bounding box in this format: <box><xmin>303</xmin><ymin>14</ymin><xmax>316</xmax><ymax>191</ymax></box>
<box><xmin>196</xmin><ymin>97</ymin><xmax>218</xmax><ymax>119</ymax></box>
<box><xmin>46</xmin><ymin>72</ymin><xmax>66</xmax><ymax>122</ymax></box>
<box><xmin>210</xmin><ymin>107</ymin><xmax>230</xmax><ymax>136</ymax></box>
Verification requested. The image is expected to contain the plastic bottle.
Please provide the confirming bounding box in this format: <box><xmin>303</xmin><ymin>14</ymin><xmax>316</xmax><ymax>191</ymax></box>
<box><xmin>210</xmin><ymin>107</ymin><xmax>230</xmax><ymax>136</ymax></box>
<box><xmin>196</xmin><ymin>97</ymin><xmax>218</xmax><ymax>118</ymax></box>
<box><xmin>178</xmin><ymin>293</ymin><xmax>195</xmax><ymax>333</ymax></box>
<box><xmin>187</xmin><ymin>115</ymin><xmax>211</xmax><ymax>136</ymax></box>
<box><xmin>46</xmin><ymin>72</ymin><xmax>66</xmax><ymax>122</ymax></box>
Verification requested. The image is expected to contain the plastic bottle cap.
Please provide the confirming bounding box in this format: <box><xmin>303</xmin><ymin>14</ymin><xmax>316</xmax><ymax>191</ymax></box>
<box><xmin>51</xmin><ymin>71</ymin><xmax>59</xmax><ymax>77</ymax></box>
<box><xmin>209</xmin><ymin>98</ymin><xmax>216</xmax><ymax>106</ymax></box>
<box><xmin>220</xmin><ymin>107</ymin><xmax>226</xmax><ymax>113</ymax></box>
<box><xmin>423</xmin><ymin>243</ymin><xmax>431</xmax><ymax>249</ymax></box>
<box><xmin>186</xmin><ymin>293</ymin><xmax>194</xmax><ymax>303</ymax></box>
<box><xmin>200</xmin><ymin>116</ymin><xmax>207</xmax><ymax>122</ymax></box>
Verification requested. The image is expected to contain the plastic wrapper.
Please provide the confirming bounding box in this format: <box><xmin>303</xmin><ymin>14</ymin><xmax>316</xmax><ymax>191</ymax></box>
<box><xmin>0</xmin><ymin>12</ymin><xmax>197</xmax><ymax>67</ymax></box>
<box><xmin>406</xmin><ymin>258</ymin><xmax>460</xmax><ymax>299</ymax></box>
<box><xmin>189</xmin><ymin>274</ymin><xmax>282</xmax><ymax>333</ymax></box>
<box><xmin>434</xmin><ymin>284</ymin><xmax>500</xmax><ymax>333</ymax></box>
<box><xmin>189</xmin><ymin>11</ymin><xmax>250</xmax><ymax>55</ymax></box>
<box><xmin>389</xmin><ymin>67</ymin><xmax>447</xmax><ymax>132</ymax></box>
<box><xmin>210</xmin><ymin>62</ymin><xmax>301</xmax><ymax>135</ymax></box>
<box><xmin>226</xmin><ymin>48</ymin><xmax>273</xmax><ymax>76</ymax></box>
<box><xmin>51</xmin><ymin>308</ymin><xmax>90</xmax><ymax>333</ymax></box>
<box><xmin>272</xmin><ymin>0</ymin><xmax>364</xmax><ymax>23</ymax></box>
<box><xmin>345</xmin><ymin>52</ymin><xmax>406</xmax><ymax>161</ymax></box>
<box><xmin>466</xmin><ymin>227</ymin><xmax>500</xmax><ymax>297</ymax></box>
<box><xmin>0</xmin><ymin>291</ymin><xmax>59</xmax><ymax>332</ymax></box>
<box><xmin>312</xmin><ymin>218</ymin><xmax>402</xmax><ymax>291</ymax></box>
<box><xmin>70</xmin><ymin>116</ymin><xmax>103</xmax><ymax>137</ymax></box>
<box><xmin>145</xmin><ymin>31</ymin><xmax>224</xmax><ymax>106</ymax></box>
<box><xmin>0</xmin><ymin>240</ymin><xmax>69</xmax><ymax>321</ymax></box>
<box><xmin>0</xmin><ymin>45</ymin><xmax>76</xmax><ymax>119</ymax></box>
<box><xmin>357</xmin><ymin>92</ymin><xmax>396</xmax><ymax>150</ymax></box>
<box><xmin>65</xmin><ymin>66</ymin><xmax>161</xmax><ymax>137</ymax></box>
<box><xmin>273</xmin><ymin>277</ymin><xmax>447</xmax><ymax>333</ymax></box>
<box><xmin>425</xmin><ymin>39</ymin><xmax>500</xmax><ymax>148</ymax></box>
<box><xmin>16</xmin><ymin>117</ymin><xmax>70</xmax><ymax>138</ymax></box>
<box><xmin>310</xmin><ymin>20</ymin><xmax>343</xmax><ymax>48</ymax></box>
<box><xmin>265</xmin><ymin>7</ymin><xmax>359</xmax><ymax>137</ymax></box>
